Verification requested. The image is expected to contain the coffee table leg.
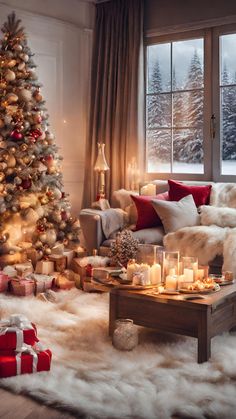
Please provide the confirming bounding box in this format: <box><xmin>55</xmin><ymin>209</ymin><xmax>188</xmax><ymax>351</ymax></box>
<box><xmin>198</xmin><ymin>311</ymin><xmax>211</xmax><ymax>363</ymax></box>
<box><xmin>109</xmin><ymin>292</ymin><xmax>117</xmax><ymax>336</ymax></box>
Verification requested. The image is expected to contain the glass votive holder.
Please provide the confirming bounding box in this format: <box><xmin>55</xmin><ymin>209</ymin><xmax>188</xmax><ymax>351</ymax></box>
<box><xmin>180</xmin><ymin>256</ymin><xmax>198</xmax><ymax>282</ymax></box>
<box><xmin>196</xmin><ymin>265</ymin><xmax>209</xmax><ymax>281</ymax></box>
<box><xmin>136</xmin><ymin>244</ymin><xmax>157</xmax><ymax>266</ymax></box>
<box><xmin>156</xmin><ymin>249</ymin><xmax>179</xmax><ymax>285</ymax></box>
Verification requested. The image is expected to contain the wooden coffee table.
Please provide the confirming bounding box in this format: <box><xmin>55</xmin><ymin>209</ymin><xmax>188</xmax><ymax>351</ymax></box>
<box><xmin>109</xmin><ymin>283</ymin><xmax>236</xmax><ymax>363</ymax></box>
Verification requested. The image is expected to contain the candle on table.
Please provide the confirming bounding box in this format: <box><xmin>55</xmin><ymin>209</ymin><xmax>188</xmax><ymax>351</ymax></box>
<box><xmin>165</xmin><ymin>275</ymin><xmax>177</xmax><ymax>290</ymax></box>
<box><xmin>127</xmin><ymin>260</ymin><xmax>139</xmax><ymax>281</ymax></box>
<box><xmin>196</xmin><ymin>269</ymin><xmax>204</xmax><ymax>281</ymax></box>
<box><xmin>183</xmin><ymin>268</ymin><xmax>194</xmax><ymax>282</ymax></box>
<box><xmin>150</xmin><ymin>263</ymin><xmax>161</xmax><ymax>285</ymax></box>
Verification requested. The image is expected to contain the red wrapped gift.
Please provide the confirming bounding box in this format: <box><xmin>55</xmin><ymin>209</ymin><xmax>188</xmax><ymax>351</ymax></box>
<box><xmin>11</xmin><ymin>278</ymin><xmax>35</xmax><ymax>296</ymax></box>
<box><xmin>0</xmin><ymin>346</ymin><xmax>52</xmax><ymax>378</ymax></box>
<box><xmin>0</xmin><ymin>272</ymin><xmax>10</xmax><ymax>292</ymax></box>
<box><xmin>0</xmin><ymin>315</ymin><xmax>38</xmax><ymax>350</ymax></box>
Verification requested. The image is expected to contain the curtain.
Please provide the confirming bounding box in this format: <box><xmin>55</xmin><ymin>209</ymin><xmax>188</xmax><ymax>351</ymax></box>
<box><xmin>82</xmin><ymin>0</ymin><xmax>144</xmax><ymax>208</ymax></box>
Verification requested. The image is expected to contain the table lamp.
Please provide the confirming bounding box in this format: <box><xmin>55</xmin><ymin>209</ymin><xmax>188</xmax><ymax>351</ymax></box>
<box><xmin>94</xmin><ymin>142</ymin><xmax>110</xmax><ymax>200</ymax></box>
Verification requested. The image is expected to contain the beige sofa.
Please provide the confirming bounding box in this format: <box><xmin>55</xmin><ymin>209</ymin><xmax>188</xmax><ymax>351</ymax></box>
<box><xmin>79</xmin><ymin>180</ymin><xmax>222</xmax><ymax>268</ymax></box>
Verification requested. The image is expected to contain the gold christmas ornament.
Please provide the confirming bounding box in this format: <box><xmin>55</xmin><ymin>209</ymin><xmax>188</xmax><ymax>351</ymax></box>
<box><xmin>0</xmin><ymin>162</ymin><xmax>7</xmax><ymax>171</ymax></box>
<box><xmin>8</xmin><ymin>146</ymin><xmax>16</xmax><ymax>153</ymax></box>
<box><xmin>0</xmin><ymin>234</ymin><xmax>7</xmax><ymax>243</ymax></box>
<box><xmin>2</xmin><ymin>152</ymin><xmax>9</xmax><ymax>161</ymax></box>
<box><xmin>19</xmin><ymin>53</ymin><xmax>29</xmax><ymax>62</ymax></box>
<box><xmin>6</xmin><ymin>93</ymin><xmax>18</xmax><ymax>103</ymax></box>
<box><xmin>44</xmin><ymin>247</ymin><xmax>52</xmax><ymax>256</ymax></box>
<box><xmin>20</xmin><ymin>143</ymin><xmax>28</xmax><ymax>152</ymax></box>
<box><xmin>7</xmin><ymin>155</ymin><xmax>16</xmax><ymax>168</ymax></box>
<box><xmin>40</xmin><ymin>196</ymin><xmax>49</xmax><ymax>205</ymax></box>
<box><xmin>45</xmin><ymin>229</ymin><xmax>57</xmax><ymax>246</ymax></box>
<box><xmin>7</xmin><ymin>59</ymin><xmax>16</xmax><ymax>68</ymax></box>
<box><xmin>0</xmin><ymin>172</ymin><xmax>5</xmax><ymax>182</ymax></box>
<box><xmin>18</xmin><ymin>88</ymin><xmax>32</xmax><ymax>102</ymax></box>
<box><xmin>5</xmin><ymin>69</ymin><xmax>15</xmax><ymax>81</ymax></box>
<box><xmin>39</xmin><ymin>232</ymin><xmax>47</xmax><ymax>243</ymax></box>
<box><xmin>18</xmin><ymin>62</ymin><xmax>25</xmax><ymax>71</ymax></box>
<box><xmin>6</xmin><ymin>168</ymin><xmax>14</xmax><ymax>175</ymax></box>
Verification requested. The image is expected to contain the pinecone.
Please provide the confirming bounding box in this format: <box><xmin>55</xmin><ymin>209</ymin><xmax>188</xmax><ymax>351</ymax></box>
<box><xmin>109</xmin><ymin>230</ymin><xmax>139</xmax><ymax>267</ymax></box>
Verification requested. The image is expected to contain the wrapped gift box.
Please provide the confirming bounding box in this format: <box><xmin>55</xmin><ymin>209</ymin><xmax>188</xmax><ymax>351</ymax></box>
<box><xmin>35</xmin><ymin>260</ymin><xmax>54</xmax><ymax>275</ymax></box>
<box><xmin>0</xmin><ymin>272</ymin><xmax>10</xmax><ymax>292</ymax></box>
<box><xmin>0</xmin><ymin>348</ymin><xmax>52</xmax><ymax>378</ymax></box>
<box><xmin>71</xmin><ymin>256</ymin><xmax>109</xmax><ymax>280</ymax></box>
<box><xmin>28</xmin><ymin>274</ymin><xmax>54</xmax><ymax>295</ymax></box>
<box><xmin>63</xmin><ymin>269</ymin><xmax>81</xmax><ymax>289</ymax></box>
<box><xmin>0</xmin><ymin>316</ymin><xmax>37</xmax><ymax>350</ymax></box>
<box><xmin>55</xmin><ymin>273</ymin><xmax>75</xmax><ymax>290</ymax></box>
<box><xmin>14</xmin><ymin>261</ymin><xmax>34</xmax><ymax>277</ymax></box>
<box><xmin>49</xmin><ymin>254</ymin><xmax>67</xmax><ymax>272</ymax></box>
<box><xmin>63</xmin><ymin>249</ymin><xmax>75</xmax><ymax>268</ymax></box>
<box><xmin>11</xmin><ymin>278</ymin><xmax>35</xmax><ymax>296</ymax></box>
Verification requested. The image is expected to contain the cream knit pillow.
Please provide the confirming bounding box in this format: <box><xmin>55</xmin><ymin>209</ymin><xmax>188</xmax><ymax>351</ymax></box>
<box><xmin>152</xmin><ymin>194</ymin><xmax>200</xmax><ymax>233</ymax></box>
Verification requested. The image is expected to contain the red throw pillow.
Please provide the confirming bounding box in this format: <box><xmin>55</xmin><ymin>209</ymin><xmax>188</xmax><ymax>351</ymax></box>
<box><xmin>168</xmin><ymin>180</ymin><xmax>212</xmax><ymax>207</ymax></box>
<box><xmin>131</xmin><ymin>192</ymin><xmax>169</xmax><ymax>230</ymax></box>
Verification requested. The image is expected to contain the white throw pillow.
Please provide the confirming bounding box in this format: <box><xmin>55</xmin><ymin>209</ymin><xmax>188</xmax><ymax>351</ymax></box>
<box><xmin>200</xmin><ymin>205</ymin><xmax>236</xmax><ymax>228</ymax></box>
<box><xmin>152</xmin><ymin>194</ymin><xmax>200</xmax><ymax>233</ymax></box>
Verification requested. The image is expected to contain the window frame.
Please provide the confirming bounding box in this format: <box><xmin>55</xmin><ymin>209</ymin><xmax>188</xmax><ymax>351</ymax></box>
<box><xmin>212</xmin><ymin>23</ymin><xmax>236</xmax><ymax>182</ymax></box>
<box><xmin>144</xmin><ymin>29</ymin><xmax>213</xmax><ymax>181</ymax></box>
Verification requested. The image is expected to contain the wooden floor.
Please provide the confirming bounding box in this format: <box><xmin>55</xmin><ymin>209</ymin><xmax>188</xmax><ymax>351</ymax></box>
<box><xmin>0</xmin><ymin>388</ymin><xmax>80</xmax><ymax>419</ymax></box>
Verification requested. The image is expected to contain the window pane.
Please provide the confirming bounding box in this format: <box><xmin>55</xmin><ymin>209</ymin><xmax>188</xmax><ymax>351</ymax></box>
<box><xmin>172</xmin><ymin>38</ymin><xmax>204</xmax><ymax>90</ymax></box>
<box><xmin>146</xmin><ymin>129</ymin><xmax>171</xmax><ymax>173</ymax></box>
<box><xmin>220</xmin><ymin>34</ymin><xmax>236</xmax><ymax>86</ymax></box>
<box><xmin>221</xmin><ymin>86</ymin><xmax>236</xmax><ymax>175</ymax></box>
<box><xmin>173</xmin><ymin>91</ymin><xmax>203</xmax><ymax>127</ymax></box>
<box><xmin>147</xmin><ymin>94</ymin><xmax>171</xmax><ymax>128</ymax></box>
<box><xmin>173</xmin><ymin>129</ymin><xmax>204</xmax><ymax>173</ymax></box>
<box><xmin>147</xmin><ymin>43</ymin><xmax>171</xmax><ymax>93</ymax></box>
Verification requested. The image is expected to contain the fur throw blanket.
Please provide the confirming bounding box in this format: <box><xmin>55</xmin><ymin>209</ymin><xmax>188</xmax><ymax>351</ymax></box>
<box><xmin>164</xmin><ymin>225</ymin><xmax>236</xmax><ymax>274</ymax></box>
<box><xmin>164</xmin><ymin>183</ymin><xmax>236</xmax><ymax>274</ymax></box>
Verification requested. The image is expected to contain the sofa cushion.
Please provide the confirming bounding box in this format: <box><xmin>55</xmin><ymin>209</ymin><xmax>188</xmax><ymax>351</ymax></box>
<box><xmin>132</xmin><ymin>226</ymin><xmax>165</xmax><ymax>245</ymax></box>
<box><xmin>168</xmin><ymin>179</ymin><xmax>212</xmax><ymax>207</ymax></box>
<box><xmin>210</xmin><ymin>183</ymin><xmax>236</xmax><ymax>208</ymax></box>
<box><xmin>131</xmin><ymin>192</ymin><xmax>169</xmax><ymax>230</ymax></box>
<box><xmin>152</xmin><ymin>194</ymin><xmax>200</xmax><ymax>233</ymax></box>
<box><xmin>200</xmin><ymin>205</ymin><xmax>236</xmax><ymax>228</ymax></box>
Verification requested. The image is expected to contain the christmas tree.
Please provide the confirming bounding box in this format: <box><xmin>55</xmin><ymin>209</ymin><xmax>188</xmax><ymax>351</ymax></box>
<box><xmin>0</xmin><ymin>12</ymin><xmax>80</xmax><ymax>264</ymax></box>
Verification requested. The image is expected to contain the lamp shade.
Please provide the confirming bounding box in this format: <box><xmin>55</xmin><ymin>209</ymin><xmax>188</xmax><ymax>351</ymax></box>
<box><xmin>94</xmin><ymin>143</ymin><xmax>110</xmax><ymax>171</ymax></box>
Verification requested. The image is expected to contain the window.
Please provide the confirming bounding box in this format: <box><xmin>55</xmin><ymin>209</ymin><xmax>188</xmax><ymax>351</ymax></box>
<box><xmin>145</xmin><ymin>26</ymin><xmax>236</xmax><ymax>181</ymax></box>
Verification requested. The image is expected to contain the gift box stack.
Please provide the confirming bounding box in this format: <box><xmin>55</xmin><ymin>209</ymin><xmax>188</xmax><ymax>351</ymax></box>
<box><xmin>0</xmin><ymin>314</ymin><xmax>52</xmax><ymax>378</ymax></box>
<box><xmin>0</xmin><ymin>245</ymin><xmax>114</xmax><ymax>295</ymax></box>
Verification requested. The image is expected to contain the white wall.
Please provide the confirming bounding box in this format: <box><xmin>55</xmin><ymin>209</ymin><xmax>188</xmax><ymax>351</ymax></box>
<box><xmin>0</xmin><ymin>0</ymin><xmax>94</xmax><ymax>215</ymax></box>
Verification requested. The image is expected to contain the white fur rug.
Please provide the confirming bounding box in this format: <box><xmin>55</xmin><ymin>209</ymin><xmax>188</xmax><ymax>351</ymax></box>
<box><xmin>1</xmin><ymin>289</ymin><xmax>236</xmax><ymax>419</ymax></box>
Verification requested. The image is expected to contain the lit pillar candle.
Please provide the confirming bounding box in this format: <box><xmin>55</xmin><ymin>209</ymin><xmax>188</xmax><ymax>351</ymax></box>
<box><xmin>150</xmin><ymin>263</ymin><xmax>161</xmax><ymax>285</ymax></box>
<box><xmin>196</xmin><ymin>269</ymin><xmax>204</xmax><ymax>281</ymax></box>
<box><xmin>183</xmin><ymin>268</ymin><xmax>194</xmax><ymax>282</ymax></box>
<box><xmin>127</xmin><ymin>261</ymin><xmax>139</xmax><ymax>281</ymax></box>
<box><xmin>165</xmin><ymin>275</ymin><xmax>177</xmax><ymax>290</ymax></box>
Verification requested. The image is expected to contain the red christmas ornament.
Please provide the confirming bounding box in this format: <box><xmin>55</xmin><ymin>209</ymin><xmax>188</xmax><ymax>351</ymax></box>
<box><xmin>30</xmin><ymin>128</ymin><xmax>43</xmax><ymax>139</ymax></box>
<box><xmin>43</xmin><ymin>155</ymin><xmax>54</xmax><ymax>167</ymax></box>
<box><xmin>61</xmin><ymin>210</ymin><xmax>67</xmax><ymax>221</ymax></box>
<box><xmin>37</xmin><ymin>224</ymin><xmax>45</xmax><ymax>232</ymax></box>
<box><xmin>10</xmin><ymin>130</ymin><xmax>23</xmax><ymax>140</ymax></box>
<box><xmin>21</xmin><ymin>178</ymin><xmax>32</xmax><ymax>189</ymax></box>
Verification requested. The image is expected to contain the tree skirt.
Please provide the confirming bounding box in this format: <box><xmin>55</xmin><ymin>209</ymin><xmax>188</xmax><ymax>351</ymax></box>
<box><xmin>0</xmin><ymin>290</ymin><xmax>236</xmax><ymax>419</ymax></box>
